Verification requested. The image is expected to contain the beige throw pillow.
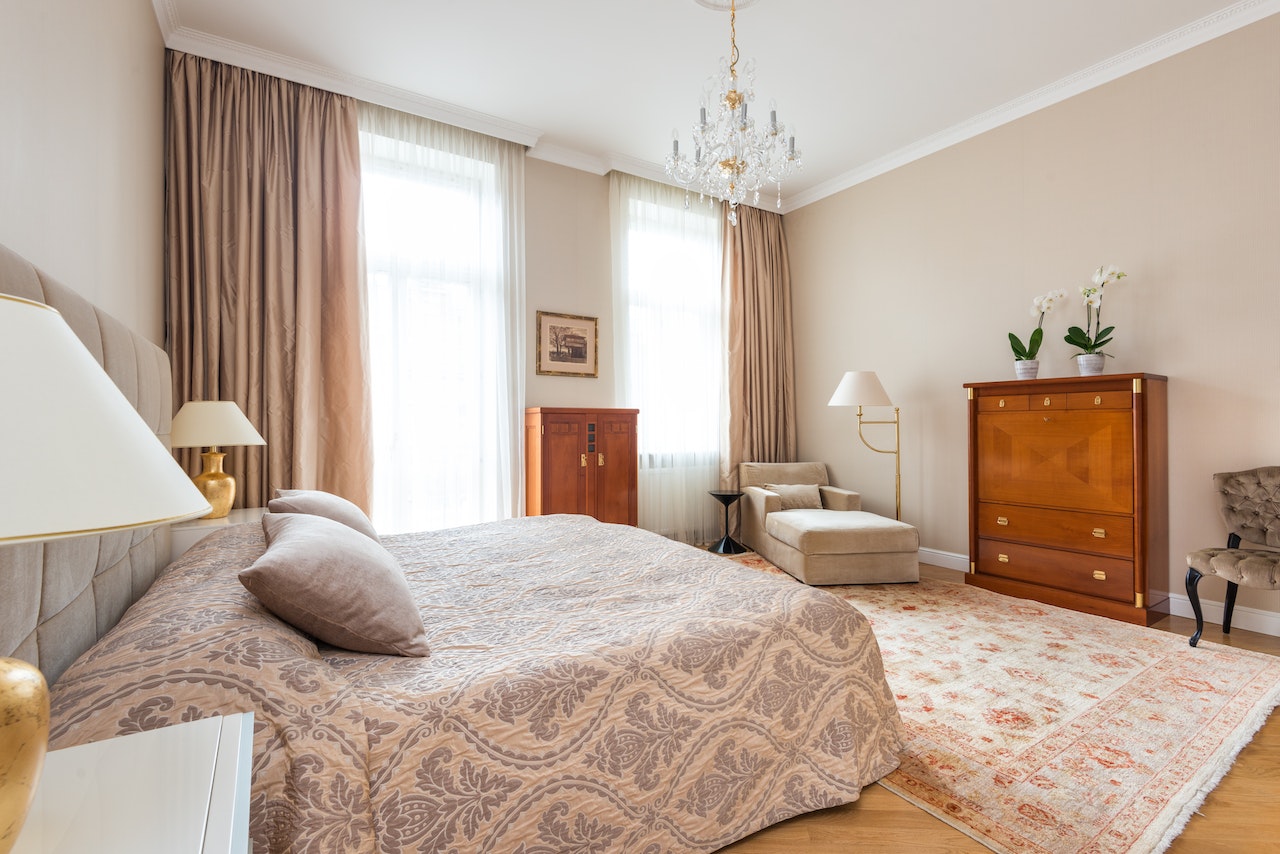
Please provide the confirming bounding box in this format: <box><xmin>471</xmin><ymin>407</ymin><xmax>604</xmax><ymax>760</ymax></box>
<box><xmin>268</xmin><ymin>488</ymin><xmax>380</xmax><ymax>542</ymax></box>
<box><xmin>239</xmin><ymin>512</ymin><xmax>429</xmax><ymax>657</ymax></box>
<box><xmin>763</xmin><ymin>483</ymin><xmax>823</xmax><ymax>511</ymax></box>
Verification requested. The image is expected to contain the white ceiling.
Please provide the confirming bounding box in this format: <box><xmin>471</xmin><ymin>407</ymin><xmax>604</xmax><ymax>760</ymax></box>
<box><xmin>154</xmin><ymin>0</ymin><xmax>1278</xmax><ymax>213</ymax></box>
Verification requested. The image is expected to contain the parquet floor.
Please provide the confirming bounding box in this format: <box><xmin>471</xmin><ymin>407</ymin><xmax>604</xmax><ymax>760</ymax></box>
<box><xmin>721</xmin><ymin>565</ymin><xmax>1280</xmax><ymax>853</ymax></box>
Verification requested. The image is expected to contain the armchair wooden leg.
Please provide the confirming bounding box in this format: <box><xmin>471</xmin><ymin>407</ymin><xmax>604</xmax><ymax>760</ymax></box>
<box><xmin>1186</xmin><ymin>567</ymin><xmax>1205</xmax><ymax>648</ymax></box>
<box><xmin>1223</xmin><ymin>581</ymin><xmax>1239</xmax><ymax>635</ymax></box>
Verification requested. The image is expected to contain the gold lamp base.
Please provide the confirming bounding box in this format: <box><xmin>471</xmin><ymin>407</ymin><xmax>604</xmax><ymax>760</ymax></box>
<box><xmin>192</xmin><ymin>449</ymin><xmax>236</xmax><ymax>519</ymax></box>
<box><xmin>0</xmin><ymin>657</ymin><xmax>48</xmax><ymax>854</ymax></box>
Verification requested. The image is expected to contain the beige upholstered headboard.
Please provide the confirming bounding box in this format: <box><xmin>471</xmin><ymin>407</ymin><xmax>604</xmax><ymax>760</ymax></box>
<box><xmin>0</xmin><ymin>242</ymin><xmax>174</xmax><ymax>683</ymax></box>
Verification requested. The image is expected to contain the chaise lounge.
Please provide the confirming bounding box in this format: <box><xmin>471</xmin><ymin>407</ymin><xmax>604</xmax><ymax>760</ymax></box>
<box><xmin>738</xmin><ymin>461</ymin><xmax>920</xmax><ymax>585</ymax></box>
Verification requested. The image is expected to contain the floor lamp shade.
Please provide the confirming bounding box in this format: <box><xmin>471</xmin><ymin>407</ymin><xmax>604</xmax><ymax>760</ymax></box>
<box><xmin>170</xmin><ymin>401</ymin><xmax>266</xmax><ymax>519</ymax></box>
<box><xmin>0</xmin><ymin>293</ymin><xmax>211</xmax><ymax>854</ymax></box>
<box><xmin>828</xmin><ymin>371</ymin><xmax>894</xmax><ymax>407</ymax></box>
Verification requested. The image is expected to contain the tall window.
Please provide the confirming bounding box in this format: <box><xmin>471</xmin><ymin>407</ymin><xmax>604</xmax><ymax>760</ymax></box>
<box><xmin>359</xmin><ymin>104</ymin><xmax>524</xmax><ymax>534</ymax></box>
<box><xmin>611</xmin><ymin>174</ymin><xmax>725</xmax><ymax>544</ymax></box>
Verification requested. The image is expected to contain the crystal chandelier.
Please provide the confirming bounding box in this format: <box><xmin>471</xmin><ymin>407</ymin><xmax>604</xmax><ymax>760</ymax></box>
<box><xmin>664</xmin><ymin>0</ymin><xmax>802</xmax><ymax>226</ymax></box>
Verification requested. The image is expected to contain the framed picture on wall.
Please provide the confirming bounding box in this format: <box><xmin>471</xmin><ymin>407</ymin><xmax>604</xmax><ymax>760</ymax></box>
<box><xmin>536</xmin><ymin>311</ymin><xmax>598</xmax><ymax>377</ymax></box>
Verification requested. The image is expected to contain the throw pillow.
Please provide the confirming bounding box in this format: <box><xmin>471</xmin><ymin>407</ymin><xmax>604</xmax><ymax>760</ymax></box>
<box><xmin>268</xmin><ymin>488</ymin><xmax>380</xmax><ymax>542</ymax></box>
<box><xmin>239</xmin><ymin>512</ymin><xmax>429</xmax><ymax>657</ymax></box>
<box><xmin>763</xmin><ymin>483</ymin><xmax>823</xmax><ymax>511</ymax></box>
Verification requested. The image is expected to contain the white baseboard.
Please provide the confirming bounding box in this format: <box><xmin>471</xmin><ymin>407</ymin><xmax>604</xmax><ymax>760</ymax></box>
<box><xmin>918</xmin><ymin>548</ymin><xmax>1280</xmax><ymax>639</ymax></box>
<box><xmin>1165</xmin><ymin>591</ymin><xmax>1280</xmax><ymax>638</ymax></box>
<box><xmin>919</xmin><ymin>547</ymin><xmax>969</xmax><ymax>573</ymax></box>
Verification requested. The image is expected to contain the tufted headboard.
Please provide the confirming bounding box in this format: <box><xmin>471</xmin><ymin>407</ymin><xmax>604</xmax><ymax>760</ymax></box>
<box><xmin>0</xmin><ymin>242</ymin><xmax>175</xmax><ymax>683</ymax></box>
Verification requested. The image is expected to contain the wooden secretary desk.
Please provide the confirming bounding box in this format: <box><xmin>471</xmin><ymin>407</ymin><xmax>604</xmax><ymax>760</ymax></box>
<box><xmin>525</xmin><ymin>407</ymin><xmax>638</xmax><ymax>525</ymax></box>
<box><xmin>964</xmin><ymin>374</ymin><xmax>1169</xmax><ymax>625</ymax></box>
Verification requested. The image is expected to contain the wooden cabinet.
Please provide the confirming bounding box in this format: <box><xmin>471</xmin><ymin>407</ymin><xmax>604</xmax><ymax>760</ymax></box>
<box><xmin>964</xmin><ymin>374</ymin><xmax>1168</xmax><ymax>625</ymax></box>
<box><xmin>525</xmin><ymin>408</ymin><xmax>638</xmax><ymax>525</ymax></box>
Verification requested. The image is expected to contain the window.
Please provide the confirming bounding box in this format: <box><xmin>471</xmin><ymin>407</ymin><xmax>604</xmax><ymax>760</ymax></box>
<box><xmin>611</xmin><ymin>174</ymin><xmax>725</xmax><ymax>544</ymax></box>
<box><xmin>359</xmin><ymin>104</ymin><xmax>524</xmax><ymax>534</ymax></box>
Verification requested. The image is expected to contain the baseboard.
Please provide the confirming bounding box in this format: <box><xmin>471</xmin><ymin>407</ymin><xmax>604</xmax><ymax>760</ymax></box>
<box><xmin>919</xmin><ymin>547</ymin><xmax>969</xmax><ymax>573</ymax></box>
<box><xmin>1165</xmin><ymin>591</ymin><xmax>1280</xmax><ymax>638</ymax></box>
<box><xmin>920</xmin><ymin>548</ymin><xmax>1280</xmax><ymax>638</ymax></box>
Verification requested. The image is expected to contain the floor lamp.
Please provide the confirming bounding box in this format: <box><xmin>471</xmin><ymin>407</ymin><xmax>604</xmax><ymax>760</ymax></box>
<box><xmin>828</xmin><ymin>370</ymin><xmax>901</xmax><ymax>520</ymax></box>
<box><xmin>0</xmin><ymin>294</ymin><xmax>210</xmax><ymax>853</ymax></box>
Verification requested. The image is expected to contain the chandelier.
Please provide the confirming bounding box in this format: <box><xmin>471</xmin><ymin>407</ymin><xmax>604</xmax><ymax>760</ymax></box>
<box><xmin>664</xmin><ymin>0</ymin><xmax>801</xmax><ymax>226</ymax></box>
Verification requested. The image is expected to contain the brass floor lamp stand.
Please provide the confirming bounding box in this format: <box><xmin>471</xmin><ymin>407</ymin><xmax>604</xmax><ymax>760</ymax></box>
<box><xmin>856</xmin><ymin>405</ymin><xmax>901</xmax><ymax>520</ymax></box>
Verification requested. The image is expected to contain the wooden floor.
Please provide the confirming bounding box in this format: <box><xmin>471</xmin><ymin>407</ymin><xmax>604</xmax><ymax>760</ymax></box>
<box><xmin>722</xmin><ymin>565</ymin><xmax>1280</xmax><ymax>853</ymax></box>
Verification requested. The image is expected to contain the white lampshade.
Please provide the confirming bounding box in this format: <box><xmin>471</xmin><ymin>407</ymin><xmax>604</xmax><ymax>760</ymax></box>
<box><xmin>0</xmin><ymin>293</ymin><xmax>212</xmax><ymax>544</ymax></box>
<box><xmin>170</xmin><ymin>401</ymin><xmax>266</xmax><ymax>449</ymax></box>
<box><xmin>828</xmin><ymin>371</ymin><xmax>893</xmax><ymax>407</ymax></box>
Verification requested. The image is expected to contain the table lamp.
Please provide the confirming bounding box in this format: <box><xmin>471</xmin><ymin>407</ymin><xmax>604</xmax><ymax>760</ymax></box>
<box><xmin>170</xmin><ymin>401</ymin><xmax>266</xmax><ymax>519</ymax></box>
<box><xmin>0</xmin><ymin>293</ymin><xmax>211</xmax><ymax>854</ymax></box>
<box><xmin>828</xmin><ymin>370</ymin><xmax>902</xmax><ymax>520</ymax></box>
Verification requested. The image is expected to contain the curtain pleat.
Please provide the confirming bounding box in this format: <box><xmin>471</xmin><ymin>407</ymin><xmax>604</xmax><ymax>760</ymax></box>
<box><xmin>165</xmin><ymin>51</ymin><xmax>372</xmax><ymax>511</ymax></box>
<box><xmin>724</xmin><ymin>204</ymin><xmax>798</xmax><ymax>497</ymax></box>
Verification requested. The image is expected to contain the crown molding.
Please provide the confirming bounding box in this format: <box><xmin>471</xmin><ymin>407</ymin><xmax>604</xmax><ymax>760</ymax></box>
<box><xmin>527</xmin><ymin>144</ymin><xmax>608</xmax><ymax>175</ymax></box>
<box><xmin>784</xmin><ymin>0</ymin><xmax>1280</xmax><ymax>213</ymax></box>
<box><xmin>151</xmin><ymin>4</ymin><xmax>542</xmax><ymax>148</ymax></box>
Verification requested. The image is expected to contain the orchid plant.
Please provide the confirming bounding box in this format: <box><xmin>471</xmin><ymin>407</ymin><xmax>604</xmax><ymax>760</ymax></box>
<box><xmin>1009</xmin><ymin>289</ymin><xmax>1067</xmax><ymax>361</ymax></box>
<box><xmin>1064</xmin><ymin>265</ymin><xmax>1127</xmax><ymax>356</ymax></box>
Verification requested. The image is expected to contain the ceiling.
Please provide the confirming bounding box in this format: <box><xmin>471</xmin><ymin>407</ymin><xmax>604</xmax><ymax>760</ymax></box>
<box><xmin>153</xmin><ymin>0</ymin><xmax>1276</xmax><ymax>213</ymax></box>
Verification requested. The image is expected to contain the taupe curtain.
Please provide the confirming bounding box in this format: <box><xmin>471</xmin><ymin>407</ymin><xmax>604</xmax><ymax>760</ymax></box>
<box><xmin>723</xmin><ymin>204</ymin><xmax>798</xmax><ymax>492</ymax></box>
<box><xmin>165</xmin><ymin>51</ymin><xmax>372</xmax><ymax>511</ymax></box>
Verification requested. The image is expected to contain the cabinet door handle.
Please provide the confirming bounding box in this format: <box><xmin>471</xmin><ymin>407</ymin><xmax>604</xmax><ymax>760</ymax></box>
<box><xmin>996</xmin><ymin>516</ymin><xmax>1009</xmax><ymax>526</ymax></box>
<box><xmin>997</xmin><ymin>554</ymin><xmax>1009</xmax><ymax>563</ymax></box>
<box><xmin>1092</xmin><ymin>570</ymin><xmax>1107</xmax><ymax>581</ymax></box>
<box><xmin>998</xmin><ymin>399</ymin><xmax>1006</xmax><ymax>408</ymax></box>
<box><xmin>598</xmin><ymin>453</ymin><xmax>605</xmax><ymax>467</ymax></box>
<box><xmin>581</xmin><ymin>454</ymin><xmax>587</xmax><ymax>467</ymax></box>
<box><xmin>1092</xmin><ymin>528</ymin><xmax>1106</xmax><ymax>538</ymax></box>
<box><xmin>1094</xmin><ymin>395</ymin><xmax>1103</xmax><ymax>405</ymax></box>
<box><xmin>1043</xmin><ymin>397</ymin><xmax>1052</xmax><ymax>407</ymax></box>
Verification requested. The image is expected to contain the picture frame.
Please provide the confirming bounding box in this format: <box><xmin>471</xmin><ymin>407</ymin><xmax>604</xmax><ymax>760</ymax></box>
<box><xmin>536</xmin><ymin>311</ymin><xmax>598</xmax><ymax>378</ymax></box>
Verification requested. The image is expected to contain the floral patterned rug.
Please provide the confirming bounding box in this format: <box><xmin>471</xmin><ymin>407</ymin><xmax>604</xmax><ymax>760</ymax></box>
<box><xmin>725</xmin><ymin>553</ymin><xmax>1280</xmax><ymax>854</ymax></box>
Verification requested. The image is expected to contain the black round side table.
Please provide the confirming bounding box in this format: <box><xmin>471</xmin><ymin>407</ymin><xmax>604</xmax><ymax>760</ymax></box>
<box><xmin>707</xmin><ymin>490</ymin><xmax>748</xmax><ymax>554</ymax></box>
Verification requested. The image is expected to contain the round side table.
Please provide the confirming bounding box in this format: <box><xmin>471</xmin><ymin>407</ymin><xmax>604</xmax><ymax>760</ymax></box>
<box><xmin>707</xmin><ymin>490</ymin><xmax>749</xmax><ymax>554</ymax></box>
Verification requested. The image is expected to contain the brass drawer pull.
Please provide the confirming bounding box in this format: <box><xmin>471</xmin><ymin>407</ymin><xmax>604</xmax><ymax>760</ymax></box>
<box><xmin>996</xmin><ymin>516</ymin><xmax>1009</xmax><ymax>526</ymax></box>
<box><xmin>999</xmin><ymin>399</ymin><xmax>1006</xmax><ymax>408</ymax></box>
<box><xmin>1092</xmin><ymin>570</ymin><xmax>1107</xmax><ymax>581</ymax></box>
<box><xmin>997</xmin><ymin>554</ymin><xmax>1009</xmax><ymax>563</ymax></box>
<box><xmin>1094</xmin><ymin>395</ymin><xmax>1102</xmax><ymax>405</ymax></box>
<box><xmin>1092</xmin><ymin>528</ymin><xmax>1106</xmax><ymax>538</ymax></box>
<box><xmin>1043</xmin><ymin>397</ymin><xmax>1052</xmax><ymax>407</ymax></box>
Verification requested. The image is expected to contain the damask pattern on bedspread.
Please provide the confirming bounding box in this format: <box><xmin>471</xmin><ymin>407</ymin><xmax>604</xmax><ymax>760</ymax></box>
<box><xmin>49</xmin><ymin>515</ymin><xmax>903</xmax><ymax>853</ymax></box>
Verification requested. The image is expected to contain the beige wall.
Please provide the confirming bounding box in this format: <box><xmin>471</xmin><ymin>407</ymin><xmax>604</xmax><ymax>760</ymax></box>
<box><xmin>785</xmin><ymin>16</ymin><xmax>1280</xmax><ymax>627</ymax></box>
<box><xmin>0</xmin><ymin>0</ymin><xmax>165</xmax><ymax>342</ymax></box>
<box><xmin>524</xmin><ymin>159</ymin><xmax>618</xmax><ymax>407</ymax></box>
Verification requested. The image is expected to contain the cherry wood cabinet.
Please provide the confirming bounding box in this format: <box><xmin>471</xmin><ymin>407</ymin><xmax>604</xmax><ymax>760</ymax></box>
<box><xmin>525</xmin><ymin>408</ymin><xmax>638</xmax><ymax>525</ymax></box>
<box><xmin>964</xmin><ymin>374</ymin><xmax>1169</xmax><ymax>625</ymax></box>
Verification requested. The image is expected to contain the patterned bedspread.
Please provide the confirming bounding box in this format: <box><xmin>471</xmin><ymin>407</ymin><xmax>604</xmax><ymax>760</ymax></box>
<box><xmin>48</xmin><ymin>514</ymin><xmax>903</xmax><ymax>852</ymax></box>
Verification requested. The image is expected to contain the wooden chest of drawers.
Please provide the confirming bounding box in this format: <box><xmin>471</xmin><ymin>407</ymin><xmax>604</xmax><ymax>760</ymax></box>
<box><xmin>964</xmin><ymin>374</ymin><xmax>1169</xmax><ymax>625</ymax></box>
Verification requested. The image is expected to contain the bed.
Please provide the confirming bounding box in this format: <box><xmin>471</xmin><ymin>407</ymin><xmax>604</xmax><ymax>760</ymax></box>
<box><xmin>2</xmin><ymin>242</ymin><xmax>904</xmax><ymax>852</ymax></box>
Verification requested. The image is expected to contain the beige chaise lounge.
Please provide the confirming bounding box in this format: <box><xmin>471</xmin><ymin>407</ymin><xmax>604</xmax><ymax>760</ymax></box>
<box><xmin>739</xmin><ymin>462</ymin><xmax>920</xmax><ymax>585</ymax></box>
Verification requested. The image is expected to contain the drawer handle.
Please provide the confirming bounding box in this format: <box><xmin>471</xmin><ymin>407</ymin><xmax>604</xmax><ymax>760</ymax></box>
<box><xmin>1092</xmin><ymin>528</ymin><xmax>1106</xmax><ymax>538</ymax></box>
<box><xmin>996</xmin><ymin>516</ymin><xmax>1009</xmax><ymax>526</ymax></box>
<box><xmin>1092</xmin><ymin>570</ymin><xmax>1107</xmax><ymax>581</ymax></box>
<box><xmin>999</xmin><ymin>399</ymin><xmax>1006</xmax><ymax>408</ymax></box>
<box><xmin>581</xmin><ymin>454</ymin><xmax>587</xmax><ymax>467</ymax></box>
<box><xmin>997</xmin><ymin>554</ymin><xmax>1009</xmax><ymax>563</ymax></box>
<box><xmin>1043</xmin><ymin>397</ymin><xmax>1052</xmax><ymax>407</ymax></box>
<box><xmin>1094</xmin><ymin>395</ymin><xmax>1102</xmax><ymax>405</ymax></box>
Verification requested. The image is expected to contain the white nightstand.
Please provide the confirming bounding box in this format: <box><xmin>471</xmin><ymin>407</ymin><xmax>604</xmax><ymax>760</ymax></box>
<box><xmin>170</xmin><ymin>507</ymin><xmax>267</xmax><ymax>563</ymax></box>
<box><xmin>14</xmin><ymin>713</ymin><xmax>254</xmax><ymax>854</ymax></box>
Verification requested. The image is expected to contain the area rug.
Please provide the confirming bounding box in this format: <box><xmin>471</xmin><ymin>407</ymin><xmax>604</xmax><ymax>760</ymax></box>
<box><xmin>725</xmin><ymin>553</ymin><xmax>1280</xmax><ymax>854</ymax></box>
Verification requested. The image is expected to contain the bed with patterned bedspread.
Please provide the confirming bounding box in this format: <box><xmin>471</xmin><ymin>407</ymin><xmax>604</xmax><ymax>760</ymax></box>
<box><xmin>48</xmin><ymin>514</ymin><xmax>902</xmax><ymax>852</ymax></box>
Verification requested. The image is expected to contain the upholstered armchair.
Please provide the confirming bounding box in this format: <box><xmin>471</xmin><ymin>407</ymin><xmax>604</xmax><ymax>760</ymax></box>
<box><xmin>738</xmin><ymin>462</ymin><xmax>919</xmax><ymax>585</ymax></box>
<box><xmin>1185</xmin><ymin>467</ymin><xmax>1280</xmax><ymax>647</ymax></box>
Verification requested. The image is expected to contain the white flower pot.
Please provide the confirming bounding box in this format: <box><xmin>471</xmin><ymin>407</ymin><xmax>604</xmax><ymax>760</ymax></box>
<box><xmin>1014</xmin><ymin>359</ymin><xmax>1039</xmax><ymax>380</ymax></box>
<box><xmin>1076</xmin><ymin>353</ymin><xmax>1105</xmax><ymax>376</ymax></box>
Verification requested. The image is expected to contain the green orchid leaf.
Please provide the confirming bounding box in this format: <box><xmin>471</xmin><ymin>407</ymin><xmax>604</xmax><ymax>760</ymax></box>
<box><xmin>1009</xmin><ymin>332</ymin><xmax>1028</xmax><ymax>359</ymax></box>
<box><xmin>1026</xmin><ymin>327</ymin><xmax>1043</xmax><ymax>359</ymax></box>
<box><xmin>1095</xmin><ymin>325</ymin><xmax>1115</xmax><ymax>340</ymax></box>
<box><xmin>1093</xmin><ymin>336</ymin><xmax>1113</xmax><ymax>349</ymax></box>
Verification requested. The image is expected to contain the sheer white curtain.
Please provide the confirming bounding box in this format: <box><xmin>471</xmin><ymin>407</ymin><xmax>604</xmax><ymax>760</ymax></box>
<box><xmin>358</xmin><ymin>103</ymin><xmax>525</xmax><ymax>533</ymax></box>
<box><xmin>611</xmin><ymin>173</ymin><xmax>725</xmax><ymax>544</ymax></box>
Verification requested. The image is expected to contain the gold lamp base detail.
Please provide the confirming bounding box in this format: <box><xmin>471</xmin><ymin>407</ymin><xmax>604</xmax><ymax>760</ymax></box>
<box><xmin>192</xmin><ymin>449</ymin><xmax>235</xmax><ymax>519</ymax></box>
<box><xmin>0</xmin><ymin>657</ymin><xmax>49</xmax><ymax>854</ymax></box>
